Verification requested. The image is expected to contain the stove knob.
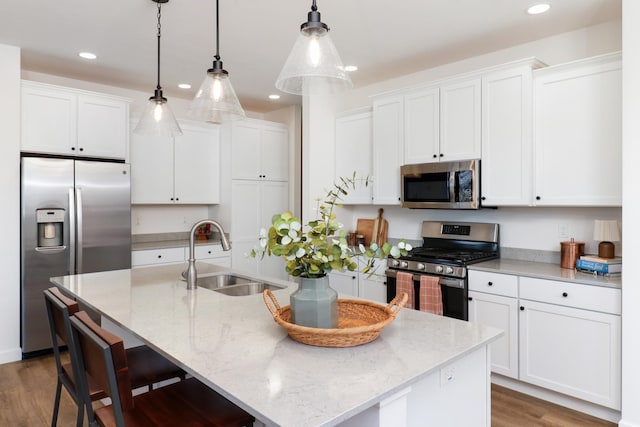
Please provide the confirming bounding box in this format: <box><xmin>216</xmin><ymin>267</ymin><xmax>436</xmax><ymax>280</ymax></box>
<box><xmin>435</xmin><ymin>265</ymin><xmax>444</xmax><ymax>273</ymax></box>
<box><xmin>390</xmin><ymin>259</ymin><xmax>400</xmax><ymax>267</ymax></box>
<box><xmin>445</xmin><ymin>266</ymin><xmax>454</xmax><ymax>275</ymax></box>
<box><xmin>400</xmin><ymin>261</ymin><xmax>409</xmax><ymax>268</ymax></box>
<box><xmin>417</xmin><ymin>263</ymin><xmax>426</xmax><ymax>271</ymax></box>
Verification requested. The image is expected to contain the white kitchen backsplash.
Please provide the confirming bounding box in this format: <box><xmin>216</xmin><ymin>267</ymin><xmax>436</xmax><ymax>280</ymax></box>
<box><xmin>337</xmin><ymin>205</ymin><xmax>622</xmax><ymax>257</ymax></box>
<box><xmin>131</xmin><ymin>205</ymin><xmax>210</xmax><ymax>234</ymax></box>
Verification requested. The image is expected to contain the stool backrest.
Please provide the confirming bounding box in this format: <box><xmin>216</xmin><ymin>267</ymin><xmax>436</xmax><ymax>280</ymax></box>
<box><xmin>70</xmin><ymin>311</ymin><xmax>134</xmax><ymax>427</ymax></box>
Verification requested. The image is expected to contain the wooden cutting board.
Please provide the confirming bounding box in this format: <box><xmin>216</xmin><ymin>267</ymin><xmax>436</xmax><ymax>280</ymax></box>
<box><xmin>356</xmin><ymin>214</ymin><xmax>388</xmax><ymax>247</ymax></box>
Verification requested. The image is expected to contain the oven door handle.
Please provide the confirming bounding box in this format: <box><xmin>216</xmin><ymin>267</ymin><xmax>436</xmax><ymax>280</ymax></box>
<box><xmin>385</xmin><ymin>269</ymin><xmax>465</xmax><ymax>289</ymax></box>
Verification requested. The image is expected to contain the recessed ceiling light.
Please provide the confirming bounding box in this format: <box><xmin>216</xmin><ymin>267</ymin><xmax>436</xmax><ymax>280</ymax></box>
<box><xmin>178</xmin><ymin>83</ymin><xmax>192</xmax><ymax>89</ymax></box>
<box><xmin>78</xmin><ymin>52</ymin><xmax>97</xmax><ymax>60</ymax></box>
<box><xmin>344</xmin><ymin>65</ymin><xmax>358</xmax><ymax>72</ymax></box>
<box><xmin>268</xmin><ymin>94</ymin><xmax>281</xmax><ymax>100</ymax></box>
<box><xmin>527</xmin><ymin>4</ymin><xmax>550</xmax><ymax>15</ymax></box>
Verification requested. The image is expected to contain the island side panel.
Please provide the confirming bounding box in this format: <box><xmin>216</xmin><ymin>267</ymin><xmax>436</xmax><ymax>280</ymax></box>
<box><xmin>338</xmin><ymin>345</ymin><xmax>490</xmax><ymax>427</ymax></box>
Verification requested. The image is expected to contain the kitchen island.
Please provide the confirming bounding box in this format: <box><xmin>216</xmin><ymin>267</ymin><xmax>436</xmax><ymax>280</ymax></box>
<box><xmin>51</xmin><ymin>263</ymin><xmax>502</xmax><ymax>427</ymax></box>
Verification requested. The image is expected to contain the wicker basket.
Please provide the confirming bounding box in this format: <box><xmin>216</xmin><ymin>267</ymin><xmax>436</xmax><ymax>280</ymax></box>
<box><xmin>263</xmin><ymin>290</ymin><xmax>408</xmax><ymax>348</ymax></box>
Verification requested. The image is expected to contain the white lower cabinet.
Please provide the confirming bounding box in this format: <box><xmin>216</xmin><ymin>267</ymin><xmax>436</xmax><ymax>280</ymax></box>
<box><xmin>468</xmin><ymin>269</ymin><xmax>621</xmax><ymax>410</ymax></box>
<box><xmin>519</xmin><ymin>278</ymin><xmax>621</xmax><ymax>410</ymax></box>
<box><xmin>132</xmin><ymin>244</ymin><xmax>231</xmax><ymax>268</ymax></box>
<box><xmin>468</xmin><ymin>291</ymin><xmax>518</xmax><ymax>379</ymax></box>
<box><xmin>328</xmin><ymin>271</ymin><xmax>358</xmax><ymax>297</ymax></box>
<box><xmin>468</xmin><ymin>271</ymin><xmax>519</xmax><ymax>379</ymax></box>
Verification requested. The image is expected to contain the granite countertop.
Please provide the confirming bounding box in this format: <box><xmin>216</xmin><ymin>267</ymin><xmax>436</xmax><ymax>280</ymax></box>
<box><xmin>51</xmin><ymin>263</ymin><xmax>501</xmax><ymax>427</ymax></box>
<box><xmin>132</xmin><ymin>232</ymin><xmax>230</xmax><ymax>251</ymax></box>
<box><xmin>469</xmin><ymin>258</ymin><xmax>621</xmax><ymax>289</ymax></box>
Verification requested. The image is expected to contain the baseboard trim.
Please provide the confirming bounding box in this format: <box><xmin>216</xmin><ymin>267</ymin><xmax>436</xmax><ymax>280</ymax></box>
<box><xmin>618</xmin><ymin>419</ymin><xmax>640</xmax><ymax>427</ymax></box>
<box><xmin>492</xmin><ymin>374</ymin><xmax>621</xmax><ymax>424</ymax></box>
<box><xmin>0</xmin><ymin>347</ymin><xmax>22</xmax><ymax>365</ymax></box>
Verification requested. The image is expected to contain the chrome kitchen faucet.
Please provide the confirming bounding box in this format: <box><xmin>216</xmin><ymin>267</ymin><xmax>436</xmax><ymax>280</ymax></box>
<box><xmin>185</xmin><ymin>220</ymin><xmax>232</xmax><ymax>290</ymax></box>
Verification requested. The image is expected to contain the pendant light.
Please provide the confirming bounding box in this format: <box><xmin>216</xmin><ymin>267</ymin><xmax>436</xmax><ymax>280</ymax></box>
<box><xmin>275</xmin><ymin>0</ymin><xmax>352</xmax><ymax>96</ymax></box>
<box><xmin>188</xmin><ymin>0</ymin><xmax>245</xmax><ymax>124</ymax></box>
<box><xmin>134</xmin><ymin>0</ymin><xmax>182</xmax><ymax>137</ymax></box>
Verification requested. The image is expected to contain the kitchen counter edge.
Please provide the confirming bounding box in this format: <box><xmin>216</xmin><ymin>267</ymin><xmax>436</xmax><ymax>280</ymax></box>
<box><xmin>469</xmin><ymin>258</ymin><xmax>621</xmax><ymax>289</ymax></box>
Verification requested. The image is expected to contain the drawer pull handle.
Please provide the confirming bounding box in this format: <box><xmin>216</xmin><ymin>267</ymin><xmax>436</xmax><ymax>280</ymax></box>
<box><xmin>157</xmin><ymin>255</ymin><xmax>162</xmax><ymax>258</ymax></box>
<box><xmin>562</xmin><ymin>292</ymin><xmax>568</xmax><ymax>297</ymax></box>
<box><xmin>468</xmin><ymin>297</ymin><xmax>473</xmax><ymax>301</ymax></box>
<box><xmin>208</xmin><ymin>251</ymin><xmax>212</xmax><ymax>254</ymax></box>
<box><xmin>520</xmin><ymin>306</ymin><xmax>525</xmax><ymax>311</ymax></box>
<box><xmin>487</xmin><ymin>281</ymin><xmax>493</xmax><ymax>286</ymax></box>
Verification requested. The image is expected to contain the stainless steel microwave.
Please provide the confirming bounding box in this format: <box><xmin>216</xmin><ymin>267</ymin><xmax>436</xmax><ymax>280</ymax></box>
<box><xmin>400</xmin><ymin>160</ymin><xmax>480</xmax><ymax>209</ymax></box>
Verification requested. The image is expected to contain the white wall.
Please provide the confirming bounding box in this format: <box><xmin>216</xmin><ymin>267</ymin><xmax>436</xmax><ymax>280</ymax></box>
<box><xmin>0</xmin><ymin>44</ymin><xmax>22</xmax><ymax>363</ymax></box>
<box><xmin>620</xmin><ymin>2</ymin><xmax>640</xmax><ymax>426</ymax></box>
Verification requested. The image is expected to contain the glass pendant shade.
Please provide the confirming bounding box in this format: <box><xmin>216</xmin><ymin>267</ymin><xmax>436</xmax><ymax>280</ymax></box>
<box><xmin>134</xmin><ymin>0</ymin><xmax>182</xmax><ymax>137</ymax></box>
<box><xmin>188</xmin><ymin>63</ymin><xmax>245</xmax><ymax>124</ymax></box>
<box><xmin>135</xmin><ymin>92</ymin><xmax>182</xmax><ymax>137</ymax></box>
<box><xmin>275</xmin><ymin>5</ymin><xmax>352</xmax><ymax>95</ymax></box>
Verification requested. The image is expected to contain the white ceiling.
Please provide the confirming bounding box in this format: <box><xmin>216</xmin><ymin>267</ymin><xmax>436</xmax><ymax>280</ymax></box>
<box><xmin>0</xmin><ymin>0</ymin><xmax>621</xmax><ymax>113</ymax></box>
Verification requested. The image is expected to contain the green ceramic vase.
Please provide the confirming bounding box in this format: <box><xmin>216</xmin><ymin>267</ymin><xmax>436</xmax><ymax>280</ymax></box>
<box><xmin>290</xmin><ymin>275</ymin><xmax>338</xmax><ymax>328</ymax></box>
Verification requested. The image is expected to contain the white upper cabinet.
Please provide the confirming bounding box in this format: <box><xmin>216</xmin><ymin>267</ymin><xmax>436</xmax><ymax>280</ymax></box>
<box><xmin>372</xmin><ymin>95</ymin><xmax>404</xmax><ymax>205</ymax></box>
<box><xmin>403</xmin><ymin>78</ymin><xmax>480</xmax><ymax>165</ymax></box>
<box><xmin>533</xmin><ymin>52</ymin><xmax>622</xmax><ymax>206</ymax></box>
<box><xmin>334</xmin><ymin>109</ymin><xmax>373</xmax><ymax>204</ymax></box>
<box><xmin>404</xmin><ymin>87</ymin><xmax>439</xmax><ymax>164</ymax></box>
<box><xmin>481</xmin><ymin>63</ymin><xmax>540</xmax><ymax>206</ymax></box>
<box><xmin>231</xmin><ymin>119</ymin><xmax>289</xmax><ymax>181</ymax></box>
<box><xmin>439</xmin><ymin>77</ymin><xmax>481</xmax><ymax>162</ymax></box>
<box><xmin>21</xmin><ymin>81</ymin><xmax>129</xmax><ymax>159</ymax></box>
<box><xmin>130</xmin><ymin>120</ymin><xmax>220</xmax><ymax>204</ymax></box>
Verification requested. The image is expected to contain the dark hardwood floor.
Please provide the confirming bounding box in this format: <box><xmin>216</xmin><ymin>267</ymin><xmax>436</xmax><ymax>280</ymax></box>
<box><xmin>0</xmin><ymin>353</ymin><xmax>617</xmax><ymax>426</ymax></box>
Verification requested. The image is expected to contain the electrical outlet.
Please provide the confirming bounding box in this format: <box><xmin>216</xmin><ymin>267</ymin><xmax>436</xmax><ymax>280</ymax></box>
<box><xmin>558</xmin><ymin>223</ymin><xmax>570</xmax><ymax>239</ymax></box>
<box><xmin>440</xmin><ymin>366</ymin><xmax>455</xmax><ymax>386</ymax></box>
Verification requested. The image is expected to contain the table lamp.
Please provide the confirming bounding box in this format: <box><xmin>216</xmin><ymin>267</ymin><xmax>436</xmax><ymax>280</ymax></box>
<box><xmin>593</xmin><ymin>220</ymin><xmax>620</xmax><ymax>259</ymax></box>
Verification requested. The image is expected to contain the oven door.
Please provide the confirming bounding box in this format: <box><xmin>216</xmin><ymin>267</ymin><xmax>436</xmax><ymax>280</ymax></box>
<box><xmin>385</xmin><ymin>269</ymin><xmax>468</xmax><ymax>321</ymax></box>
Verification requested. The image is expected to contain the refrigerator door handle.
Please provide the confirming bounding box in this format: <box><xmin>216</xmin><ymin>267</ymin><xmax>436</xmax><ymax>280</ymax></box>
<box><xmin>35</xmin><ymin>246</ymin><xmax>67</xmax><ymax>253</ymax></box>
<box><xmin>76</xmin><ymin>187</ymin><xmax>84</xmax><ymax>274</ymax></box>
<box><xmin>69</xmin><ymin>188</ymin><xmax>76</xmax><ymax>274</ymax></box>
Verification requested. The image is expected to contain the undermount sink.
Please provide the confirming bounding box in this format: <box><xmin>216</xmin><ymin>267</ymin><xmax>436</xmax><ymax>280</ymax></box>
<box><xmin>191</xmin><ymin>273</ymin><xmax>286</xmax><ymax>296</ymax></box>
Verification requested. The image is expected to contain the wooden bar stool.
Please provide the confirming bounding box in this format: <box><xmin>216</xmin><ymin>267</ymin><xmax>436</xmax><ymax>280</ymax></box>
<box><xmin>44</xmin><ymin>288</ymin><xmax>186</xmax><ymax>427</ymax></box>
<box><xmin>69</xmin><ymin>310</ymin><xmax>255</xmax><ymax>427</ymax></box>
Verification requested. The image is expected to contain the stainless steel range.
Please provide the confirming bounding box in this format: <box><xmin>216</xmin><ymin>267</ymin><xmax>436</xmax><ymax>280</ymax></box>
<box><xmin>385</xmin><ymin>221</ymin><xmax>499</xmax><ymax>320</ymax></box>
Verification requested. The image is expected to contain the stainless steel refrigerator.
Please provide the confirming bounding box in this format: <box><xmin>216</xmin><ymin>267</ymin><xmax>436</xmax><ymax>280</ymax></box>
<box><xmin>20</xmin><ymin>156</ymin><xmax>131</xmax><ymax>357</ymax></box>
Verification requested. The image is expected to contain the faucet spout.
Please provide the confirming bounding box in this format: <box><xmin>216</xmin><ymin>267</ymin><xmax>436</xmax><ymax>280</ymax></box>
<box><xmin>185</xmin><ymin>219</ymin><xmax>231</xmax><ymax>290</ymax></box>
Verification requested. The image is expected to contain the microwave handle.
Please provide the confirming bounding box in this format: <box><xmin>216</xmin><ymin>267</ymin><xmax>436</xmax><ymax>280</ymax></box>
<box><xmin>450</xmin><ymin>170</ymin><xmax>457</xmax><ymax>203</ymax></box>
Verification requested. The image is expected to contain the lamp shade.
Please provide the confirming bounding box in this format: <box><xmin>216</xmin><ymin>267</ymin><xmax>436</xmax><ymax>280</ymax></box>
<box><xmin>593</xmin><ymin>220</ymin><xmax>620</xmax><ymax>242</ymax></box>
<box><xmin>134</xmin><ymin>94</ymin><xmax>182</xmax><ymax>137</ymax></box>
<box><xmin>188</xmin><ymin>65</ymin><xmax>245</xmax><ymax>124</ymax></box>
<box><xmin>276</xmin><ymin>30</ymin><xmax>352</xmax><ymax>95</ymax></box>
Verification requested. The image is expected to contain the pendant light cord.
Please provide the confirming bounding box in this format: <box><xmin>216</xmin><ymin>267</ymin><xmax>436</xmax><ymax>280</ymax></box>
<box><xmin>311</xmin><ymin>0</ymin><xmax>317</xmax><ymax>12</ymax></box>
<box><xmin>215</xmin><ymin>0</ymin><xmax>220</xmax><ymax>61</ymax></box>
<box><xmin>156</xmin><ymin>1</ymin><xmax>162</xmax><ymax>91</ymax></box>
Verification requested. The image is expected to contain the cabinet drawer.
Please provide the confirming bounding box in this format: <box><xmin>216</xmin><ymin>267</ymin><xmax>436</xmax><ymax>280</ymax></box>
<box><xmin>193</xmin><ymin>244</ymin><xmax>227</xmax><ymax>259</ymax></box>
<box><xmin>468</xmin><ymin>270</ymin><xmax>518</xmax><ymax>297</ymax></box>
<box><xmin>132</xmin><ymin>247</ymin><xmax>185</xmax><ymax>267</ymax></box>
<box><xmin>519</xmin><ymin>277</ymin><xmax>621</xmax><ymax>314</ymax></box>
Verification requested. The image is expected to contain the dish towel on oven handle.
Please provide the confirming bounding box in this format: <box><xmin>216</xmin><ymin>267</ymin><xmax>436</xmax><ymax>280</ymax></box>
<box><xmin>419</xmin><ymin>275</ymin><xmax>443</xmax><ymax>315</ymax></box>
<box><xmin>396</xmin><ymin>271</ymin><xmax>414</xmax><ymax>310</ymax></box>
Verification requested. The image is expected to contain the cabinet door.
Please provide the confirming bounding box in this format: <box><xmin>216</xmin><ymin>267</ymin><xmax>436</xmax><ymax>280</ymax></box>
<box><xmin>259</xmin><ymin>181</ymin><xmax>289</xmax><ymax>280</ymax></box>
<box><xmin>481</xmin><ymin>67</ymin><xmax>533</xmax><ymax>206</ymax></box>
<box><xmin>372</xmin><ymin>96</ymin><xmax>403</xmax><ymax>205</ymax></box>
<box><xmin>334</xmin><ymin>111</ymin><xmax>373</xmax><ymax>204</ymax></box>
<box><xmin>21</xmin><ymin>83</ymin><xmax>77</xmax><ymax>156</ymax></box>
<box><xmin>130</xmin><ymin>132</ymin><xmax>174</xmax><ymax>203</ymax></box>
<box><xmin>404</xmin><ymin>87</ymin><xmax>440</xmax><ymax>164</ymax></box>
<box><xmin>468</xmin><ymin>291</ymin><xmax>518</xmax><ymax>379</ymax></box>
<box><xmin>519</xmin><ymin>299</ymin><xmax>621</xmax><ymax>409</ymax></box>
<box><xmin>534</xmin><ymin>55</ymin><xmax>621</xmax><ymax>206</ymax></box>
<box><xmin>231</xmin><ymin>122</ymin><xmax>261</xmax><ymax>180</ymax></box>
<box><xmin>230</xmin><ymin>181</ymin><xmax>261</xmax><ymax>275</ymax></box>
<box><xmin>77</xmin><ymin>94</ymin><xmax>128</xmax><ymax>159</ymax></box>
<box><xmin>261</xmin><ymin>125</ymin><xmax>289</xmax><ymax>181</ymax></box>
<box><xmin>328</xmin><ymin>271</ymin><xmax>358</xmax><ymax>297</ymax></box>
<box><xmin>440</xmin><ymin>78</ymin><xmax>481</xmax><ymax>161</ymax></box>
<box><xmin>174</xmin><ymin>123</ymin><xmax>220</xmax><ymax>204</ymax></box>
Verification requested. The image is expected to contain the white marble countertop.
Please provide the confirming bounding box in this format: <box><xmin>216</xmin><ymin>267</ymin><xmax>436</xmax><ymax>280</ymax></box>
<box><xmin>51</xmin><ymin>263</ymin><xmax>501</xmax><ymax>427</ymax></box>
<box><xmin>470</xmin><ymin>258</ymin><xmax>621</xmax><ymax>289</ymax></box>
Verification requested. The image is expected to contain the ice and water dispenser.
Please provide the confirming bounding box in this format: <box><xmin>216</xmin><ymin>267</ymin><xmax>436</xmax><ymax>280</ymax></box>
<box><xmin>36</xmin><ymin>209</ymin><xmax>64</xmax><ymax>248</ymax></box>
